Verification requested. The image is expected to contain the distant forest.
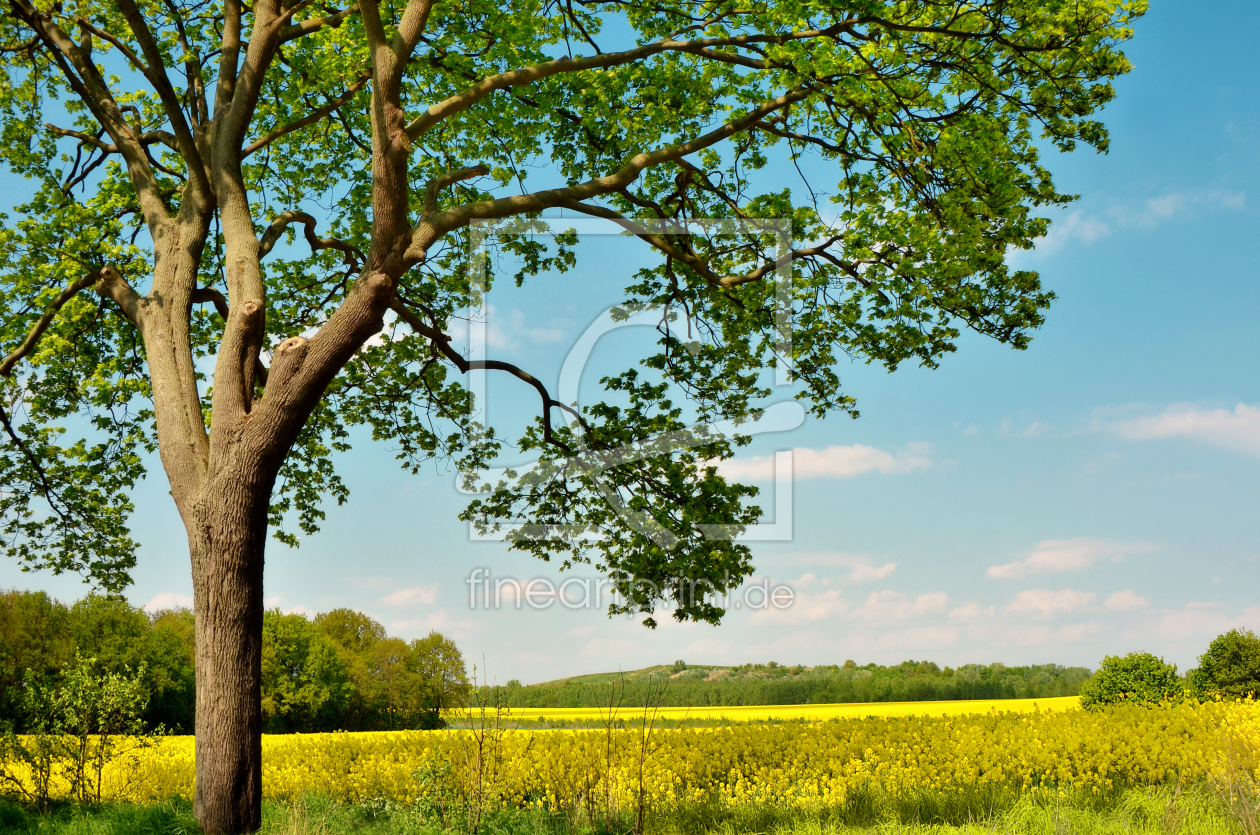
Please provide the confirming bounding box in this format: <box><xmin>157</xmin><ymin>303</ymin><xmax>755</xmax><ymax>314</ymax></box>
<box><xmin>493</xmin><ymin>660</ymin><xmax>1093</xmax><ymax>708</ymax></box>
<box><xmin>0</xmin><ymin>588</ymin><xmax>468</xmax><ymax>734</ymax></box>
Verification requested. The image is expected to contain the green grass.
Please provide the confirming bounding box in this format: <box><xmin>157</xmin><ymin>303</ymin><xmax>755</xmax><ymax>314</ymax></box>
<box><xmin>0</xmin><ymin>786</ymin><xmax>1248</xmax><ymax>835</ymax></box>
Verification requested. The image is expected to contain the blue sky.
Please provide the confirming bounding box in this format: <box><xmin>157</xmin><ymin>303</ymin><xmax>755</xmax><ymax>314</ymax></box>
<box><xmin>4</xmin><ymin>2</ymin><xmax>1259</xmax><ymax>683</ymax></box>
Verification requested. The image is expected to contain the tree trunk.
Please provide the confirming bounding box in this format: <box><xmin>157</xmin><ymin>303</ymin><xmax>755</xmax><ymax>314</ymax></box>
<box><xmin>189</xmin><ymin>466</ymin><xmax>273</xmax><ymax>835</ymax></box>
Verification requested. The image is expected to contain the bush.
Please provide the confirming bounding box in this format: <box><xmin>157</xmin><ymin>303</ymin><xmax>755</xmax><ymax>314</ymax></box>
<box><xmin>1079</xmin><ymin>652</ymin><xmax>1183</xmax><ymax>709</ymax></box>
<box><xmin>1190</xmin><ymin>629</ymin><xmax>1260</xmax><ymax>701</ymax></box>
<box><xmin>0</xmin><ymin>654</ymin><xmax>158</xmax><ymax>810</ymax></box>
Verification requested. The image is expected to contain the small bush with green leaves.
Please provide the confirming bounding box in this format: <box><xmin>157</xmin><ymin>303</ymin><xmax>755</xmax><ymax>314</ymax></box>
<box><xmin>1079</xmin><ymin>652</ymin><xmax>1183</xmax><ymax>709</ymax></box>
<box><xmin>1190</xmin><ymin>629</ymin><xmax>1260</xmax><ymax>701</ymax></box>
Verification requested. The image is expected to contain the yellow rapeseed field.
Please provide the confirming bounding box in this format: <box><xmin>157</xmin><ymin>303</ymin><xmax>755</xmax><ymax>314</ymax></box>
<box><xmin>3</xmin><ymin>699</ymin><xmax>1257</xmax><ymax>812</ymax></box>
<box><xmin>503</xmin><ymin>695</ymin><xmax>1081</xmax><ymax>723</ymax></box>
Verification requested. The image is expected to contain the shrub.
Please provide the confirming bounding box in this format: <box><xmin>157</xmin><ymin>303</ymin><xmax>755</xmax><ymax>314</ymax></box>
<box><xmin>1190</xmin><ymin>629</ymin><xmax>1260</xmax><ymax>701</ymax></box>
<box><xmin>0</xmin><ymin>654</ymin><xmax>157</xmax><ymax>810</ymax></box>
<box><xmin>1079</xmin><ymin>652</ymin><xmax>1183</xmax><ymax>709</ymax></box>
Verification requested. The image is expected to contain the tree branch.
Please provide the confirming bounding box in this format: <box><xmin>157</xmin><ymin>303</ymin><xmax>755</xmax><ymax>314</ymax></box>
<box><xmin>408</xmin><ymin>87</ymin><xmax>810</xmax><ymax>257</ymax></box>
<box><xmin>112</xmin><ymin>0</ymin><xmax>211</xmax><ymax>195</ymax></box>
<box><xmin>10</xmin><ymin>0</ymin><xmax>172</xmax><ymax>231</ymax></box>
<box><xmin>44</xmin><ymin>123</ymin><xmax>177</xmax><ymax>152</ymax></box>
<box><xmin>389</xmin><ymin>299</ymin><xmax>586</xmax><ymax>451</ymax></box>
<box><xmin>278</xmin><ymin>4</ymin><xmax>359</xmax><ymax>43</ymax></box>
<box><xmin>0</xmin><ymin>270</ymin><xmax>102</xmax><ymax>377</ymax></box>
<box><xmin>0</xmin><ymin>400</ymin><xmax>71</xmax><ymax>522</ymax></box>
<box><xmin>403</xmin><ymin>23</ymin><xmax>852</xmax><ymax>139</ymax></box>
<box><xmin>258</xmin><ymin>211</ymin><xmax>365</xmax><ymax>267</ymax></box>
<box><xmin>94</xmin><ymin>266</ymin><xmax>145</xmax><ymax>327</ymax></box>
<box><xmin>191</xmin><ymin>286</ymin><xmax>230</xmax><ymax>318</ymax></box>
<box><xmin>423</xmin><ymin>165</ymin><xmax>488</xmax><ymax>214</ymax></box>
<box><xmin>159</xmin><ymin>0</ymin><xmax>209</xmax><ymax>127</ymax></box>
<box><xmin>241</xmin><ymin>72</ymin><xmax>371</xmax><ymax>157</ymax></box>
<box><xmin>0</xmin><ymin>266</ymin><xmax>145</xmax><ymax>378</ymax></box>
<box><xmin>191</xmin><ymin>287</ymin><xmax>271</xmax><ymax>387</ymax></box>
<box><xmin>214</xmin><ymin>0</ymin><xmax>242</xmax><ymax>116</ymax></box>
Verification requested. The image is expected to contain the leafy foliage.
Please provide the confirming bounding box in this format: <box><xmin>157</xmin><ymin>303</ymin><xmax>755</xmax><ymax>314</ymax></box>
<box><xmin>1079</xmin><ymin>652</ymin><xmax>1184</xmax><ymax>710</ymax></box>
<box><xmin>0</xmin><ymin>589</ymin><xmax>192</xmax><ymax>733</ymax></box>
<box><xmin>1190</xmin><ymin>629</ymin><xmax>1260</xmax><ymax>701</ymax></box>
<box><xmin>261</xmin><ymin>610</ymin><xmax>355</xmax><ymax>733</ymax></box>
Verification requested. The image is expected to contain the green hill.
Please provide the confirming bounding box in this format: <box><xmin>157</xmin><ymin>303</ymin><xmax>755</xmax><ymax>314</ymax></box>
<box><xmin>491</xmin><ymin>660</ymin><xmax>1092</xmax><ymax>709</ymax></box>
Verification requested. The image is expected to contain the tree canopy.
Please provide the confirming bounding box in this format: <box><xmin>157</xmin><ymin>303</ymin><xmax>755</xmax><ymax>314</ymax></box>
<box><xmin>1</xmin><ymin>0</ymin><xmax>1142</xmax><ymax>614</ymax></box>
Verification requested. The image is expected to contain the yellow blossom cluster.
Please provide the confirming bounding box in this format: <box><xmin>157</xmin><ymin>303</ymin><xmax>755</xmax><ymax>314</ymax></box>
<box><xmin>3</xmin><ymin>699</ymin><xmax>1256</xmax><ymax>811</ymax></box>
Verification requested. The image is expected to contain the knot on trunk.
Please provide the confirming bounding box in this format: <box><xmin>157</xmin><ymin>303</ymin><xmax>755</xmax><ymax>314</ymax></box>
<box><xmin>267</xmin><ymin>335</ymin><xmax>309</xmax><ymax>391</ymax></box>
<box><xmin>94</xmin><ymin>264</ymin><xmax>120</xmax><ymax>289</ymax></box>
<box><xmin>239</xmin><ymin>299</ymin><xmax>263</xmax><ymax>323</ymax></box>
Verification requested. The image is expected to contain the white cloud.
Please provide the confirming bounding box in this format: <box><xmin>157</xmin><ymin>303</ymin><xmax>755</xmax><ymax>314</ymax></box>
<box><xmin>949</xmin><ymin>602</ymin><xmax>995</xmax><ymax>621</ymax></box>
<box><xmin>485</xmin><ymin>306</ymin><xmax>569</xmax><ymax>351</ymax></box>
<box><xmin>1145</xmin><ymin>603</ymin><xmax>1260</xmax><ymax>641</ymax></box>
<box><xmin>987</xmin><ymin>538</ymin><xmax>1158</xmax><ymax>579</ymax></box>
<box><xmin>1006</xmin><ymin>588</ymin><xmax>1096</xmax><ymax>616</ymax></box>
<box><xmin>1026</xmin><ymin>190</ymin><xmax>1245</xmax><ymax>257</ymax></box>
<box><xmin>382</xmin><ymin>585</ymin><xmax>438</xmax><ymax>606</ymax></box>
<box><xmin>1056</xmin><ymin>622</ymin><xmax>1103</xmax><ymax>643</ymax></box>
<box><xmin>1105</xmin><ymin>189</ymin><xmax>1245</xmax><ymax>228</ymax></box>
<box><xmin>778</xmin><ymin>553</ymin><xmax>897</xmax><ymax>582</ymax></box>
<box><xmin>143</xmin><ymin>592</ymin><xmax>193</xmax><ymax>613</ymax></box>
<box><xmin>1103</xmin><ymin>403</ymin><xmax>1260</xmax><ymax>459</ymax></box>
<box><xmin>852</xmin><ymin>590</ymin><xmax>947</xmax><ymax>622</ymax></box>
<box><xmin>999</xmin><ymin>416</ymin><xmax>1048</xmax><ymax>437</ymax></box>
<box><xmin>848</xmin><ymin>562</ymin><xmax>897</xmax><ymax>582</ymax></box>
<box><xmin>718</xmin><ymin>443</ymin><xmax>931</xmax><ymax>482</ymax></box>
<box><xmin>388</xmin><ymin>609</ymin><xmax>475</xmax><ymax>637</ymax></box>
<box><xmin>751</xmin><ymin>589</ymin><xmax>848</xmax><ymax>625</ymax></box>
<box><xmin>1032</xmin><ymin>211</ymin><xmax>1112</xmax><ymax>255</ymax></box>
<box><xmin>263</xmin><ymin>596</ymin><xmax>311</xmax><ymax>616</ymax></box>
<box><xmin>1105</xmin><ymin>590</ymin><xmax>1149</xmax><ymax>612</ymax></box>
<box><xmin>875</xmin><ymin>625</ymin><xmax>959</xmax><ymax>650</ymax></box>
<box><xmin>986</xmin><ymin>621</ymin><xmax>1102</xmax><ymax>647</ymax></box>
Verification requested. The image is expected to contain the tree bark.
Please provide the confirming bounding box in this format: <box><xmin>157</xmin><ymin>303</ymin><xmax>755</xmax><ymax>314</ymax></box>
<box><xmin>189</xmin><ymin>464</ymin><xmax>274</xmax><ymax>835</ymax></box>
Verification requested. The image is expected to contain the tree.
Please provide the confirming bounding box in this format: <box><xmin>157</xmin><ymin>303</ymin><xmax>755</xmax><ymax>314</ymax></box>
<box><xmin>315</xmin><ymin>607</ymin><xmax>388</xmax><ymax>729</ymax></box>
<box><xmin>68</xmin><ymin>593</ymin><xmax>149</xmax><ymax>673</ymax></box>
<box><xmin>411</xmin><ymin>630</ymin><xmax>471</xmax><ymax>715</ymax></box>
<box><xmin>315</xmin><ymin>608</ymin><xmax>388</xmax><ymax>656</ymax></box>
<box><xmin>144</xmin><ymin>607</ymin><xmax>196</xmax><ymax>732</ymax></box>
<box><xmin>367</xmin><ymin>636</ymin><xmax>410</xmax><ymax>730</ymax></box>
<box><xmin>0</xmin><ymin>589</ymin><xmax>74</xmax><ymax>730</ymax></box>
<box><xmin>0</xmin><ymin>653</ymin><xmax>153</xmax><ymax>809</ymax></box>
<box><xmin>0</xmin><ymin>0</ymin><xmax>1142</xmax><ymax>830</ymax></box>
<box><xmin>259</xmin><ymin>609</ymin><xmax>351</xmax><ymax>732</ymax></box>
<box><xmin>68</xmin><ymin>594</ymin><xmax>196</xmax><ymax>732</ymax></box>
<box><xmin>1190</xmin><ymin>629</ymin><xmax>1260</xmax><ymax>701</ymax></box>
<box><xmin>1079</xmin><ymin>652</ymin><xmax>1183</xmax><ymax>710</ymax></box>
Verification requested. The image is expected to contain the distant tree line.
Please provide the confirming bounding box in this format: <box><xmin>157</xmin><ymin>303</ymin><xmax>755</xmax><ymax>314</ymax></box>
<box><xmin>495</xmin><ymin>659</ymin><xmax>1093</xmax><ymax>708</ymax></box>
<box><xmin>0</xmin><ymin>589</ymin><xmax>470</xmax><ymax>734</ymax></box>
